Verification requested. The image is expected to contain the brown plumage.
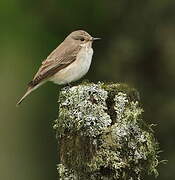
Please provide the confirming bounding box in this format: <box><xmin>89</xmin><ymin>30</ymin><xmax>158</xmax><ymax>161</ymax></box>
<box><xmin>16</xmin><ymin>30</ymin><xmax>99</xmax><ymax>106</ymax></box>
<box><xmin>28</xmin><ymin>44</ymin><xmax>81</xmax><ymax>87</ymax></box>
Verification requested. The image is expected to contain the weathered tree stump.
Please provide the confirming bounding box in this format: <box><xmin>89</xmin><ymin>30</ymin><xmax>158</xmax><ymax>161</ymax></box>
<box><xmin>53</xmin><ymin>82</ymin><xmax>159</xmax><ymax>180</ymax></box>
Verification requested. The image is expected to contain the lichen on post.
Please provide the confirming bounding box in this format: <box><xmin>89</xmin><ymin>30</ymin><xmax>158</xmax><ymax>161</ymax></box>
<box><xmin>53</xmin><ymin>82</ymin><xmax>160</xmax><ymax>180</ymax></box>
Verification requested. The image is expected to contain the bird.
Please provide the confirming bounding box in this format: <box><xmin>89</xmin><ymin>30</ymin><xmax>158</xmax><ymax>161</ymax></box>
<box><xmin>16</xmin><ymin>30</ymin><xmax>100</xmax><ymax>106</ymax></box>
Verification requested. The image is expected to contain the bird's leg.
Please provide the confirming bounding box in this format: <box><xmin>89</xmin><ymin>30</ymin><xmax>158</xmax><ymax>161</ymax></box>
<box><xmin>63</xmin><ymin>83</ymin><xmax>72</xmax><ymax>90</ymax></box>
<box><xmin>68</xmin><ymin>83</ymin><xmax>72</xmax><ymax>86</ymax></box>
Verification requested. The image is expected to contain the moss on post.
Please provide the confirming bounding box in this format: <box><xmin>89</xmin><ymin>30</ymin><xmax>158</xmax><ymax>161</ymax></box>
<box><xmin>53</xmin><ymin>82</ymin><xmax>160</xmax><ymax>180</ymax></box>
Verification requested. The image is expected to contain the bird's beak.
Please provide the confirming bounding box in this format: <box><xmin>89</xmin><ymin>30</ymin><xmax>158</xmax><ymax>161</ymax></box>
<box><xmin>91</xmin><ymin>37</ymin><xmax>101</xmax><ymax>41</ymax></box>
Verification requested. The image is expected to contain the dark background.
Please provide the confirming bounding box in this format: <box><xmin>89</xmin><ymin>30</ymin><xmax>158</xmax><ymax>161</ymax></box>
<box><xmin>1</xmin><ymin>0</ymin><xmax>175</xmax><ymax>179</ymax></box>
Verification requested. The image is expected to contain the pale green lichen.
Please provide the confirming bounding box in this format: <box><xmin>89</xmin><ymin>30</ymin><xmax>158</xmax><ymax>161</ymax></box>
<box><xmin>114</xmin><ymin>92</ymin><xmax>129</xmax><ymax>121</ymax></box>
<box><xmin>54</xmin><ymin>82</ymin><xmax>160</xmax><ymax>180</ymax></box>
<box><xmin>55</xmin><ymin>84</ymin><xmax>111</xmax><ymax>137</ymax></box>
<box><xmin>57</xmin><ymin>164</ymin><xmax>77</xmax><ymax>180</ymax></box>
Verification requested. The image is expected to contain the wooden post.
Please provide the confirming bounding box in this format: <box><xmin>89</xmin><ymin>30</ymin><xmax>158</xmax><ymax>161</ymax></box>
<box><xmin>54</xmin><ymin>82</ymin><xmax>159</xmax><ymax>180</ymax></box>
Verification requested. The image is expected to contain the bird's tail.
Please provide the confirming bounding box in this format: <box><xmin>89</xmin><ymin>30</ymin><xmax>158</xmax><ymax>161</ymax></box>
<box><xmin>16</xmin><ymin>81</ymin><xmax>47</xmax><ymax>106</ymax></box>
<box><xmin>16</xmin><ymin>87</ymin><xmax>34</xmax><ymax>106</ymax></box>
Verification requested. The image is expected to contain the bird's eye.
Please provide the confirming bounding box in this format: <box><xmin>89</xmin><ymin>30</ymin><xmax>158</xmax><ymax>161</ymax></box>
<box><xmin>80</xmin><ymin>37</ymin><xmax>85</xmax><ymax>41</ymax></box>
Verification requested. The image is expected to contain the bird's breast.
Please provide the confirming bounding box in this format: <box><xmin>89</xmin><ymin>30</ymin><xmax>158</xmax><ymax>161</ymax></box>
<box><xmin>76</xmin><ymin>46</ymin><xmax>93</xmax><ymax>74</ymax></box>
<box><xmin>51</xmin><ymin>47</ymin><xmax>93</xmax><ymax>85</ymax></box>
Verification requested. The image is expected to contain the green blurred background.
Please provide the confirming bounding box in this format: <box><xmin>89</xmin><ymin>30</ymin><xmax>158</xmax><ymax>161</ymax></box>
<box><xmin>1</xmin><ymin>0</ymin><xmax>175</xmax><ymax>179</ymax></box>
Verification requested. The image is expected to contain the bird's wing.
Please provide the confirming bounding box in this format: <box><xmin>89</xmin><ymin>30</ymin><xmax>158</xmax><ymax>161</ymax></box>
<box><xmin>28</xmin><ymin>42</ymin><xmax>81</xmax><ymax>87</ymax></box>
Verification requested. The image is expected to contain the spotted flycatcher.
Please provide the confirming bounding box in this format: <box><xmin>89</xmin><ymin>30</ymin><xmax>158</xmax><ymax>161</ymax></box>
<box><xmin>16</xmin><ymin>30</ymin><xmax>100</xmax><ymax>105</ymax></box>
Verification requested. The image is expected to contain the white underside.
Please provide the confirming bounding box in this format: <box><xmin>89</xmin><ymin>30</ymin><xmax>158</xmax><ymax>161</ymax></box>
<box><xmin>50</xmin><ymin>46</ymin><xmax>93</xmax><ymax>85</ymax></box>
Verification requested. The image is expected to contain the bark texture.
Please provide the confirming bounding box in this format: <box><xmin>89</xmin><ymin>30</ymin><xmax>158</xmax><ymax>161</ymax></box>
<box><xmin>53</xmin><ymin>82</ymin><xmax>159</xmax><ymax>180</ymax></box>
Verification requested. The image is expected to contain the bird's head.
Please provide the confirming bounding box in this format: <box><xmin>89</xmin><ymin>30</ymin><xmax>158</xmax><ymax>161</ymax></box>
<box><xmin>66</xmin><ymin>30</ymin><xmax>100</xmax><ymax>45</ymax></box>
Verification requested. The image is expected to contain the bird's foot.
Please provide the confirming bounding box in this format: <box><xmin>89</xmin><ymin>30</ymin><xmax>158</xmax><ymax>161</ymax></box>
<box><xmin>63</xmin><ymin>83</ymin><xmax>72</xmax><ymax>90</ymax></box>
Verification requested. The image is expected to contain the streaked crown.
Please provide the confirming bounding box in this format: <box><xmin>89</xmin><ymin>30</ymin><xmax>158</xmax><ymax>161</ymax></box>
<box><xmin>66</xmin><ymin>30</ymin><xmax>93</xmax><ymax>43</ymax></box>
